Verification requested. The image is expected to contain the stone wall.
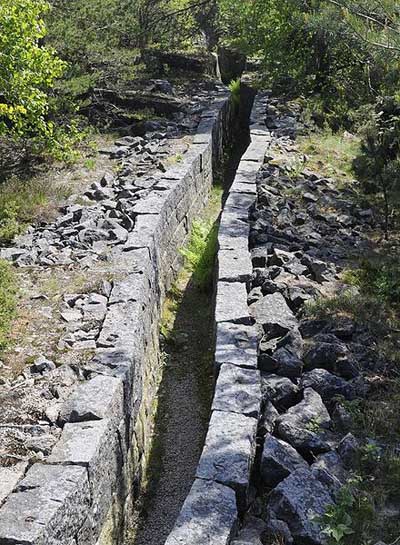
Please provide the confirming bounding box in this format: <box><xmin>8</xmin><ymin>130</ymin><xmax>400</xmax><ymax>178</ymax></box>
<box><xmin>164</xmin><ymin>93</ymin><xmax>271</xmax><ymax>545</ymax></box>
<box><xmin>0</xmin><ymin>94</ymin><xmax>238</xmax><ymax>545</ymax></box>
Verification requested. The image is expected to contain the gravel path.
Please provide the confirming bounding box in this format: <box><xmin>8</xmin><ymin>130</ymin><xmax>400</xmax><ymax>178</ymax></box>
<box><xmin>129</xmin><ymin>272</ymin><xmax>215</xmax><ymax>545</ymax></box>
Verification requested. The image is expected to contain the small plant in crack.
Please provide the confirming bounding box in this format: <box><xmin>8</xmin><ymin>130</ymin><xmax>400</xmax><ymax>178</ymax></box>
<box><xmin>180</xmin><ymin>219</ymin><xmax>218</xmax><ymax>291</ymax></box>
<box><xmin>305</xmin><ymin>416</ymin><xmax>323</xmax><ymax>433</ymax></box>
<box><xmin>316</xmin><ymin>483</ymin><xmax>356</xmax><ymax>544</ymax></box>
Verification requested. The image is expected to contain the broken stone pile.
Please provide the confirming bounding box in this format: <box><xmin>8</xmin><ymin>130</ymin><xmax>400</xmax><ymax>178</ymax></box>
<box><xmin>1</xmin><ymin>81</ymin><xmax>227</xmax><ymax>269</ymax></box>
<box><xmin>231</xmin><ymin>100</ymin><xmax>377</xmax><ymax>545</ymax></box>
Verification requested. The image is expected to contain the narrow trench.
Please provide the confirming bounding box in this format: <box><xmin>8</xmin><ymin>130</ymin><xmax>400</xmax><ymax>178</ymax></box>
<box><xmin>127</xmin><ymin>86</ymin><xmax>256</xmax><ymax>545</ymax></box>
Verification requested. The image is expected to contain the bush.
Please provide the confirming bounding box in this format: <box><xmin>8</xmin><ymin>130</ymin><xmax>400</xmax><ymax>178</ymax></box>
<box><xmin>353</xmin><ymin>96</ymin><xmax>400</xmax><ymax>238</ymax></box>
<box><xmin>0</xmin><ymin>0</ymin><xmax>66</xmax><ymax>139</ymax></box>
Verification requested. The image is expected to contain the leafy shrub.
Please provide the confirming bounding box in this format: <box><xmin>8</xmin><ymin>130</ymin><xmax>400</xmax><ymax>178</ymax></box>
<box><xmin>353</xmin><ymin>96</ymin><xmax>400</xmax><ymax>238</ymax></box>
<box><xmin>0</xmin><ymin>0</ymin><xmax>66</xmax><ymax>139</ymax></box>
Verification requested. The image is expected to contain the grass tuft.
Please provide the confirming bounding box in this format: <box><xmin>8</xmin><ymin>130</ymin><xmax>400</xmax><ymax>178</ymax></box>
<box><xmin>180</xmin><ymin>219</ymin><xmax>218</xmax><ymax>291</ymax></box>
<box><xmin>0</xmin><ymin>260</ymin><xmax>18</xmax><ymax>350</ymax></box>
<box><xmin>229</xmin><ymin>78</ymin><xmax>241</xmax><ymax>107</ymax></box>
<box><xmin>298</xmin><ymin>130</ymin><xmax>360</xmax><ymax>185</ymax></box>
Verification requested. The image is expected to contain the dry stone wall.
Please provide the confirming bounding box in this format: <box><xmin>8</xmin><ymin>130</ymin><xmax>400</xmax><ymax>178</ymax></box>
<box><xmin>0</xmin><ymin>93</ymin><xmax>237</xmax><ymax>545</ymax></box>
<box><xmin>164</xmin><ymin>93</ymin><xmax>271</xmax><ymax>545</ymax></box>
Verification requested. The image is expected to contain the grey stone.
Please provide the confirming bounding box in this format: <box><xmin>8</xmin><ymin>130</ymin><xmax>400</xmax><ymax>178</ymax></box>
<box><xmin>301</xmin><ymin>369</ymin><xmax>354</xmax><ymax>401</ymax></box>
<box><xmin>31</xmin><ymin>355</ymin><xmax>56</xmax><ymax>374</ymax></box>
<box><xmin>0</xmin><ymin>462</ymin><xmax>29</xmax><ymax>504</ymax></box>
<box><xmin>250</xmin><ymin>293</ymin><xmax>297</xmax><ymax>338</ymax></box>
<box><xmin>261</xmin><ymin>374</ymin><xmax>299</xmax><ymax>410</ymax></box>
<box><xmin>215</xmin><ymin>282</ymin><xmax>252</xmax><ymax>325</ymax></box>
<box><xmin>265</xmin><ymin>517</ymin><xmax>293</xmax><ymax>545</ymax></box>
<box><xmin>273</xmin><ymin>347</ymin><xmax>303</xmax><ymax>378</ymax></box>
<box><xmin>269</xmin><ymin>468</ymin><xmax>334</xmax><ymax>545</ymax></box>
<box><xmin>276</xmin><ymin>388</ymin><xmax>333</xmax><ymax>453</ymax></box>
<box><xmin>231</xmin><ymin>516</ymin><xmax>267</xmax><ymax>545</ymax></box>
<box><xmin>97</xmin><ymin>300</ymin><xmax>142</xmax><ymax>351</ymax></box>
<box><xmin>0</xmin><ymin>464</ymin><xmax>90</xmax><ymax>545</ymax></box>
<box><xmin>196</xmin><ymin>410</ymin><xmax>257</xmax><ymax>508</ymax></box>
<box><xmin>212</xmin><ymin>364</ymin><xmax>261</xmax><ymax>417</ymax></box>
<box><xmin>304</xmin><ymin>339</ymin><xmax>358</xmax><ymax>379</ymax></box>
<box><xmin>218</xmin><ymin>249</ymin><xmax>253</xmax><ymax>283</ymax></box>
<box><xmin>225</xmin><ymin>192</ymin><xmax>255</xmax><ymax>213</ymax></box>
<box><xmin>260</xmin><ymin>401</ymin><xmax>279</xmax><ymax>434</ymax></box>
<box><xmin>261</xmin><ymin>434</ymin><xmax>308</xmax><ymax>487</ymax></box>
<box><xmin>164</xmin><ymin>479</ymin><xmax>237</xmax><ymax>545</ymax></box>
<box><xmin>47</xmin><ymin>419</ymin><xmax>121</xmax><ymax>540</ymax></box>
<box><xmin>337</xmin><ymin>433</ymin><xmax>359</xmax><ymax>469</ymax></box>
<box><xmin>59</xmin><ymin>375</ymin><xmax>124</xmax><ymax>424</ymax></box>
<box><xmin>311</xmin><ymin>451</ymin><xmax>347</xmax><ymax>496</ymax></box>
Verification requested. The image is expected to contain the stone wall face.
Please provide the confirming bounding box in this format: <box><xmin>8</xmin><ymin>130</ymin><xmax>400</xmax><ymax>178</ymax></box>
<box><xmin>0</xmin><ymin>94</ymin><xmax>237</xmax><ymax>545</ymax></box>
<box><xmin>164</xmin><ymin>94</ymin><xmax>271</xmax><ymax>545</ymax></box>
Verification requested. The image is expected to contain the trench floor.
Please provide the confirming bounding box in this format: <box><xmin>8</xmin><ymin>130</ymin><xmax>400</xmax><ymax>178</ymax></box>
<box><xmin>128</xmin><ymin>187</ymin><xmax>223</xmax><ymax>545</ymax></box>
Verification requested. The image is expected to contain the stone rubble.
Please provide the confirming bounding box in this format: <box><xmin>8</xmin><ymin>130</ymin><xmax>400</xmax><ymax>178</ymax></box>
<box><xmin>226</xmin><ymin>96</ymin><xmax>382</xmax><ymax>545</ymax></box>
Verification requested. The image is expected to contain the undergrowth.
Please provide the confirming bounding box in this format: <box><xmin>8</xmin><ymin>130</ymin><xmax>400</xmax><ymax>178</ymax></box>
<box><xmin>229</xmin><ymin>78</ymin><xmax>241</xmax><ymax>108</ymax></box>
<box><xmin>0</xmin><ymin>260</ymin><xmax>18</xmax><ymax>350</ymax></box>
<box><xmin>297</xmin><ymin>130</ymin><xmax>360</xmax><ymax>186</ymax></box>
<box><xmin>306</xmin><ymin>253</ymin><xmax>400</xmax><ymax>544</ymax></box>
<box><xmin>180</xmin><ymin>219</ymin><xmax>218</xmax><ymax>291</ymax></box>
<box><xmin>0</xmin><ymin>177</ymin><xmax>72</xmax><ymax>243</ymax></box>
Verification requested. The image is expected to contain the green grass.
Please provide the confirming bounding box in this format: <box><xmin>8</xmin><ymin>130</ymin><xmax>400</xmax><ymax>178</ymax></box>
<box><xmin>0</xmin><ymin>176</ymin><xmax>72</xmax><ymax>243</ymax></box>
<box><xmin>0</xmin><ymin>260</ymin><xmax>18</xmax><ymax>350</ymax></box>
<box><xmin>297</xmin><ymin>130</ymin><xmax>360</xmax><ymax>185</ymax></box>
<box><xmin>229</xmin><ymin>78</ymin><xmax>241</xmax><ymax>107</ymax></box>
<box><xmin>180</xmin><ymin>219</ymin><xmax>218</xmax><ymax>291</ymax></box>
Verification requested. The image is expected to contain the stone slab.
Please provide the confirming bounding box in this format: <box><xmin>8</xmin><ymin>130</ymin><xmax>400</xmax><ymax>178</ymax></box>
<box><xmin>229</xmin><ymin>179</ymin><xmax>257</xmax><ymax>195</ymax></box>
<box><xmin>224</xmin><ymin>192</ymin><xmax>255</xmax><ymax>213</ymax></box>
<box><xmin>164</xmin><ymin>479</ymin><xmax>237</xmax><ymax>545</ymax></box>
<box><xmin>218</xmin><ymin>249</ymin><xmax>252</xmax><ymax>283</ymax></box>
<box><xmin>212</xmin><ymin>364</ymin><xmax>261</xmax><ymax>418</ymax></box>
<box><xmin>59</xmin><ymin>375</ymin><xmax>124</xmax><ymax>424</ymax></box>
<box><xmin>0</xmin><ymin>463</ymin><xmax>89</xmax><ymax>545</ymax></box>
<box><xmin>215</xmin><ymin>322</ymin><xmax>258</xmax><ymax>370</ymax></box>
<box><xmin>47</xmin><ymin>419</ymin><xmax>121</xmax><ymax>542</ymax></box>
<box><xmin>236</xmin><ymin>160</ymin><xmax>260</xmax><ymax>176</ymax></box>
<box><xmin>241</xmin><ymin>137</ymin><xmax>268</xmax><ymax>163</ymax></box>
<box><xmin>0</xmin><ymin>462</ymin><xmax>28</xmax><ymax>504</ymax></box>
<box><xmin>97</xmin><ymin>300</ymin><xmax>142</xmax><ymax>351</ymax></box>
<box><xmin>196</xmin><ymin>410</ymin><xmax>258</xmax><ymax>508</ymax></box>
<box><xmin>215</xmin><ymin>282</ymin><xmax>251</xmax><ymax>325</ymax></box>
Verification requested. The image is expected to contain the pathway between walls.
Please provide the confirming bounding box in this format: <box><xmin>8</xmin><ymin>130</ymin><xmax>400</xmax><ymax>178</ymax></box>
<box><xmin>129</xmin><ymin>87</ymin><xmax>256</xmax><ymax>545</ymax></box>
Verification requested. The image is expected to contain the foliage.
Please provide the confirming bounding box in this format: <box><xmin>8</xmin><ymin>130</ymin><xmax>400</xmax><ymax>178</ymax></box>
<box><xmin>0</xmin><ymin>260</ymin><xmax>18</xmax><ymax>350</ymax></box>
<box><xmin>319</xmin><ymin>484</ymin><xmax>355</xmax><ymax>544</ymax></box>
<box><xmin>180</xmin><ymin>219</ymin><xmax>218</xmax><ymax>291</ymax></box>
<box><xmin>298</xmin><ymin>129</ymin><xmax>360</xmax><ymax>184</ymax></box>
<box><xmin>353</xmin><ymin>96</ymin><xmax>400</xmax><ymax>237</ymax></box>
<box><xmin>347</xmin><ymin>257</ymin><xmax>400</xmax><ymax>303</ymax></box>
<box><xmin>228</xmin><ymin>78</ymin><xmax>241</xmax><ymax>107</ymax></box>
<box><xmin>0</xmin><ymin>0</ymin><xmax>66</xmax><ymax>139</ymax></box>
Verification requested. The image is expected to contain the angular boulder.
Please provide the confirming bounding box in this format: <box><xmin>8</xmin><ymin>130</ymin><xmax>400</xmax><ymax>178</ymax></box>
<box><xmin>269</xmin><ymin>468</ymin><xmax>334</xmax><ymax>545</ymax></box>
<box><xmin>261</xmin><ymin>434</ymin><xmax>308</xmax><ymax>487</ymax></box>
<box><xmin>249</xmin><ymin>293</ymin><xmax>298</xmax><ymax>338</ymax></box>
<box><xmin>261</xmin><ymin>374</ymin><xmax>299</xmax><ymax>410</ymax></box>
<box><xmin>276</xmin><ymin>388</ymin><xmax>333</xmax><ymax>454</ymax></box>
<box><xmin>301</xmin><ymin>369</ymin><xmax>355</xmax><ymax>401</ymax></box>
